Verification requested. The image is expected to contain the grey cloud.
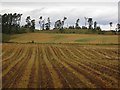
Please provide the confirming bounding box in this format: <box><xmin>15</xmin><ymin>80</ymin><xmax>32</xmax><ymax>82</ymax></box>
<box><xmin>1</xmin><ymin>2</ymin><xmax>118</xmax><ymax>30</ymax></box>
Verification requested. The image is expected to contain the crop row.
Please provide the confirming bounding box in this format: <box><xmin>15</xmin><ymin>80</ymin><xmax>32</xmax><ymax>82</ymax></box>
<box><xmin>2</xmin><ymin>44</ymin><xmax>119</xmax><ymax>88</ymax></box>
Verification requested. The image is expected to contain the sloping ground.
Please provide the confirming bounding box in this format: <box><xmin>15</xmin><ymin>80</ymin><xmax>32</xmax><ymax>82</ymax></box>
<box><xmin>7</xmin><ymin>33</ymin><xmax>118</xmax><ymax>44</ymax></box>
<box><xmin>2</xmin><ymin>43</ymin><xmax>119</xmax><ymax>88</ymax></box>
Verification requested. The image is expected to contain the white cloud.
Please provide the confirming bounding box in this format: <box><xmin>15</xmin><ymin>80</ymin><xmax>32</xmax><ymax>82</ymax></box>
<box><xmin>0</xmin><ymin>0</ymin><xmax>119</xmax><ymax>2</ymax></box>
<box><xmin>0</xmin><ymin>2</ymin><xmax>118</xmax><ymax>30</ymax></box>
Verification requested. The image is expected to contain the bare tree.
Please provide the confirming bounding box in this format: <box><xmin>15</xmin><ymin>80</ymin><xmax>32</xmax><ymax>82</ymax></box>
<box><xmin>26</xmin><ymin>16</ymin><xmax>31</xmax><ymax>28</ymax></box>
<box><xmin>45</xmin><ymin>17</ymin><xmax>51</xmax><ymax>30</ymax></box>
<box><xmin>88</xmin><ymin>18</ymin><xmax>93</xmax><ymax>29</ymax></box>
<box><xmin>84</xmin><ymin>17</ymin><xmax>88</xmax><ymax>27</ymax></box>
<box><xmin>109</xmin><ymin>22</ymin><xmax>112</xmax><ymax>30</ymax></box>
<box><xmin>39</xmin><ymin>16</ymin><xmax>42</xmax><ymax>30</ymax></box>
<box><xmin>42</xmin><ymin>19</ymin><xmax>45</xmax><ymax>30</ymax></box>
<box><xmin>48</xmin><ymin>17</ymin><xmax>50</xmax><ymax>30</ymax></box>
<box><xmin>94</xmin><ymin>21</ymin><xmax>97</xmax><ymax>29</ymax></box>
<box><xmin>31</xmin><ymin>19</ymin><xmax>35</xmax><ymax>32</ymax></box>
<box><xmin>75</xmin><ymin>18</ymin><xmax>80</xmax><ymax>29</ymax></box>
<box><xmin>61</xmin><ymin>17</ymin><xmax>67</xmax><ymax>30</ymax></box>
<box><xmin>54</xmin><ymin>17</ymin><xmax>67</xmax><ymax>30</ymax></box>
<box><xmin>54</xmin><ymin>20</ymin><xmax>61</xmax><ymax>29</ymax></box>
<box><xmin>117</xmin><ymin>23</ymin><xmax>120</xmax><ymax>31</ymax></box>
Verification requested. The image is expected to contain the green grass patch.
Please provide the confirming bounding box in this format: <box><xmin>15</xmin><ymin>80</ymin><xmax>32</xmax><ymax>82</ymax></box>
<box><xmin>74</xmin><ymin>39</ymin><xmax>91</xmax><ymax>43</ymax></box>
<box><xmin>52</xmin><ymin>35</ymin><xmax>64</xmax><ymax>41</ymax></box>
<box><xmin>2</xmin><ymin>34</ymin><xmax>11</xmax><ymax>42</ymax></box>
<box><xmin>2</xmin><ymin>34</ymin><xmax>19</xmax><ymax>42</ymax></box>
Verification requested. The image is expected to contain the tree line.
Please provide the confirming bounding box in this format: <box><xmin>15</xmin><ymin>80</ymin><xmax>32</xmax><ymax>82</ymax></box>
<box><xmin>2</xmin><ymin>13</ymin><xmax>22</xmax><ymax>34</ymax></box>
<box><xmin>1</xmin><ymin>13</ymin><xmax>120</xmax><ymax>34</ymax></box>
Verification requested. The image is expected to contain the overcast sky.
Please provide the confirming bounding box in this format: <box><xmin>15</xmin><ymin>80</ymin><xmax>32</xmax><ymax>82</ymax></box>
<box><xmin>0</xmin><ymin>1</ymin><xmax>119</xmax><ymax>30</ymax></box>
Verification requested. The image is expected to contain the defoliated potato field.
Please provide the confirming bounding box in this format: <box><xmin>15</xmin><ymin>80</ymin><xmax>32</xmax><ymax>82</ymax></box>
<box><xmin>2</xmin><ymin>43</ymin><xmax>119</xmax><ymax>88</ymax></box>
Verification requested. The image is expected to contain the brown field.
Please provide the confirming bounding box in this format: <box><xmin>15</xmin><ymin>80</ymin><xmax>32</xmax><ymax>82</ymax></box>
<box><xmin>7</xmin><ymin>33</ymin><xmax>118</xmax><ymax>44</ymax></box>
<box><xmin>2</xmin><ymin>43</ymin><xmax>119</xmax><ymax>88</ymax></box>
